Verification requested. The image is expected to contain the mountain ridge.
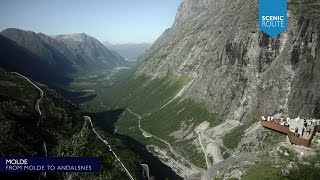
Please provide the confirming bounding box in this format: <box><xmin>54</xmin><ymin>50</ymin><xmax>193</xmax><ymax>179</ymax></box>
<box><xmin>1</xmin><ymin>28</ymin><xmax>127</xmax><ymax>73</ymax></box>
<box><xmin>54</xmin><ymin>32</ymin><xmax>127</xmax><ymax>69</ymax></box>
<box><xmin>0</xmin><ymin>34</ymin><xmax>74</xmax><ymax>85</ymax></box>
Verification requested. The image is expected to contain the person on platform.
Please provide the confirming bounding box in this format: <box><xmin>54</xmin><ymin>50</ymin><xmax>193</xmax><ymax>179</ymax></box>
<box><xmin>307</xmin><ymin>128</ymin><xmax>311</xmax><ymax>136</ymax></box>
<box><xmin>295</xmin><ymin>127</ymin><xmax>298</xmax><ymax>136</ymax></box>
<box><xmin>304</xmin><ymin>119</ymin><xmax>307</xmax><ymax>128</ymax></box>
<box><xmin>286</xmin><ymin>117</ymin><xmax>291</xmax><ymax>122</ymax></box>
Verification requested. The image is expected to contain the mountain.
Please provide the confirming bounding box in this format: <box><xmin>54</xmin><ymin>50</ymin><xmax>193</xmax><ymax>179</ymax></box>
<box><xmin>0</xmin><ymin>28</ymin><xmax>80</xmax><ymax>69</ymax></box>
<box><xmin>54</xmin><ymin>33</ymin><xmax>127</xmax><ymax>69</ymax></box>
<box><xmin>0</xmin><ymin>34</ymin><xmax>74</xmax><ymax>85</ymax></box>
<box><xmin>0</xmin><ymin>28</ymin><xmax>127</xmax><ymax>76</ymax></box>
<box><xmin>95</xmin><ymin>0</ymin><xmax>320</xmax><ymax>179</ymax></box>
<box><xmin>103</xmin><ymin>41</ymin><xmax>113</xmax><ymax>47</ymax></box>
<box><xmin>137</xmin><ymin>0</ymin><xmax>320</xmax><ymax>121</ymax></box>
<box><xmin>104</xmin><ymin>42</ymin><xmax>151</xmax><ymax>61</ymax></box>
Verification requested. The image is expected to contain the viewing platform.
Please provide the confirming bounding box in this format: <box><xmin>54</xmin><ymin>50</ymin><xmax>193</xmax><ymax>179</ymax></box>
<box><xmin>260</xmin><ymin>117</ymin><xmax>320</xmax><ymax>147</ymax></box>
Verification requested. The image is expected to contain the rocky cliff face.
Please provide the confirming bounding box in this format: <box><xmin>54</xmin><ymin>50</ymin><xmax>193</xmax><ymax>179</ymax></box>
<box><xmin>137</xmin><ymin>0</ymin><xmax>320</xmax><ymax>121</ymax></box>
<box><xmin>173</xmin><ymin>0</ymin><xmax>210</xmax><ymax>27</ymax></box>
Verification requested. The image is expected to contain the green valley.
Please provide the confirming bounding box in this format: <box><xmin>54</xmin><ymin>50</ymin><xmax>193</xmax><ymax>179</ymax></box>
<box><xmin>70</xmin><ymin>71</ymin><xmax>223</xmax><ymax>174</ymax></box>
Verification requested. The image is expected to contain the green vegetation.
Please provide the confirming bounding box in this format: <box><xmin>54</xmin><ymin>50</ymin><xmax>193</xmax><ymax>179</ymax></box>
<box><xmin>56</xmin><ymin>128</ymin><xmax>91</xmax><ymax>156</ymax></box>
<box><xmin>219</xmin><ymin>146</ymin><xmax>230</xmax><ymax>159</ymax></box>
<box><xmin>241</xmin><ymin>141</ymin><xmax>256</xmax><ymax>152</ymax></box>
<box><xmin>142</xmin><ymin>98</ymin><xmax>221</xmax><ymax>141</ymax></box>
<box><xmin>115</xmin><ymin>99</ymin><xmax>213</xmax><ymax>168</ymax></box>
<box><xmin>278</xmin><ymin>146</ymin><xmax>297</xmax><ymax>161</ymax></box>
<box><xmin>110</xmin><ymin>74</ymin><xmax>221</xmax><ymax>167</ymax></box>
<box><xmin>67</xmin><ymin>67</ymin><xmax>134</xmax><ymax>109</ymax></box>
<box><xmin>0</xmin><ymin>72</ymin><xmax>38</xmax><ymax>107</ymax></box>
<box><xmin>0</xmin><ymin>71</ymin><xmax>142</xmax><ymax>179</ymax></box>
<box><xmin>79</xmin><ymin>73</ymin><xmax>222</xmax><ymax>168</ymax></box>
<box><xmin>99</xmin><ymin>73</ymin><xmax>222</xmax><ymax>139</ymax></box>
<box><xmin>109</xmin><ymin>73</ymin><xmax>189</xmax><ymax>112</ymax></box>
<box><xmin>0</xmin><ymin>72</ymin><xmax>83</xmax><ymax>156</ymax></box>
<box><xmin>56</xmin><ymin>125</ymin><xmax>141</xmax><ymax>180</ymax></box>
<box><xmin>115</xmin><ymin>111</ymin><xmax>169</xmax><ymax>151</ymax></box>
<box><xmin>289</xmin><ymin>0</ymin><xmax>320</xmax><ymax>10</ymax></box>
<box><xmin>249</xmin><ymin>129</ymin><xmax>286</xmax><ymax>152</ymax></box>
<box><xmin>175</xmin><ymin>139</ymin><xmax>207</xmax><ymax>168</ymax></box>
<box><xmin>289</xmin><ymin>0</ymin><xmax>319</xmax><ymax>4</ymax></box>
<box><xmin>79</xmin><ymin>72</ymin><xmax>188</xmax><ymax>113</ymax></box>
<box><xmin>69</xmin><ymin>68</ymin><xmax>223</xmax><ymax>168</ymax></box>
<box><xmin>242</xmin><ymin>153</ymin><xmax>320</xmax><ymax>180</ymax></box>
<box><xmin>223</xmin><ymin>123</ymin><xmax>253</xmax><ymax>151</ymax></box>
<box><xmin>282</xmin><ymin>161</ymin><xmax>320</xmax><ymax>180</ymax></box>
<box><xmin>242</xmin><ymin>163</ymin><xmax>282</xmax><ymax>180</ymax></box>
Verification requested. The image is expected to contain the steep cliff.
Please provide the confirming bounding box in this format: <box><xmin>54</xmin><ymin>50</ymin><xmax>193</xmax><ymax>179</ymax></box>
<box><xmin>137</xmin><ymin>0</ymin><xmax>320</xmax><ymax>121</ymax></box>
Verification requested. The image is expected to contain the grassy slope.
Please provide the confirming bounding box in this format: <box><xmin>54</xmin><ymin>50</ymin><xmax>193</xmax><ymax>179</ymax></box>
<box><xmin>222</xmin><ymin>123</ymin><xmax>253</xmax><ymax>151</ymax></box>
<box><xmin>100</xmin><ymin>73</ymin><xmax>222</xmax><ymax>136</ymax></box>
<box><xmin>84</xmin><ymin>73</ymin><xmax>222</xmax><ymax>168</ymax></box>
<box><xmin>242</xmin><ymin>163</ymin><xmax>281</xmax><ymax>180</ymax></box>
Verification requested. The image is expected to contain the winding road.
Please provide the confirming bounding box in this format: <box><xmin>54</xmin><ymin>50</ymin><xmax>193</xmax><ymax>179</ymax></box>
<box><xmin>83</xmin><ymin>116</ymin><xmax>135</xmax><ymax>180</ymax></box>
<box><xmin>200</xmin><ymin>132</ymin><xmax>223</xmax><ymax>163</ymax></box>
<box><xmin>126</xmin><ymin>108</ymin><xmax>180</xmax><ymax>158</ymax></box>
<box><xmin>196</xmin><ymin>131</ymin><xmax>210</xmax><ymax>169</ymax></box>
<box><xmin>99</xmin><ymin>98</ymin><xmax>106</xmax><ymax>109</ymax></box>
<box><xmin>201</xmin><ymin>132</ymin><xmax>235</xmax><ymax>159</ymax></box>
<box><xmin>12</xmin><ymin>72</ymin><xmax>136</xmax><ymax>179</ymax></box>
<box><xmin>13</xmin><ymin>72</ymin><xmax>46</xmax><ymax>178</ymax></box>
<box><xmin>126</xmin><ymin>108</ymin><xmax>200</xmax><ymax>177</ymax></box>
<box><xmin>13</xmin><ymin>72</ymin><xmax>43</xmax><ymax>116</ymax></box>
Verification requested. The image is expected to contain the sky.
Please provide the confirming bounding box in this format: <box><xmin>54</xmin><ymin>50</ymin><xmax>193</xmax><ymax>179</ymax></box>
<box><xmin>0</xmin><ymin>0</ymin><xmax>182</xmax><ymax>44</ymax></box>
